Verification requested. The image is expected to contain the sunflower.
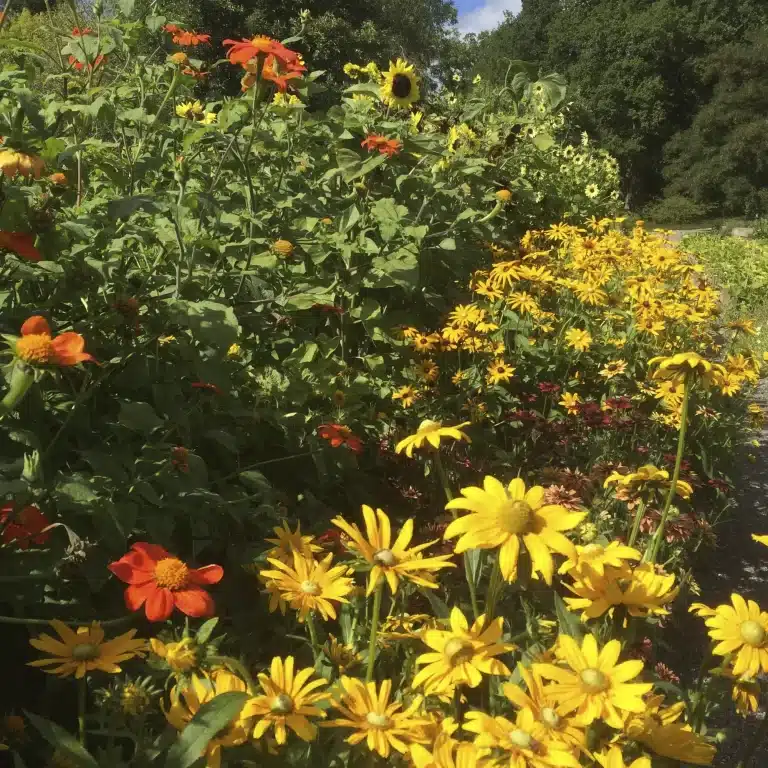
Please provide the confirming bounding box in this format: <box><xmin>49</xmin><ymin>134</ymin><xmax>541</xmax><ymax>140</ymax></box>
<box><xmin>381</xmin><ymin>59</ymin><xmax>420</xmax><ymax>109</ymax></box>
<box><xmin>411</xmin><ymin>606</ymin><xmax>513</xmax><ymax>695</ymax></box>
<box><xmin>331</xmin><ymin>506</ymin><xmax>454</xmax><ymax>595</ymax></box>
<box><xmin>28</xmin><ymin>620</ymin><xmax>146</xmax><ymax>678</ymax></box>
<box><xmin>165</xmin><ymin>669</ymin><xmax>252</xmax><ymax>768</ymax></box>
<box><xmin>563</xmin><ymin>328</ymin><xmax>592</xmax><ymax>352</ymax></box>
<box><xmin>534</xmin><ymin>634</ymin><xmax>652</xmax><ymax>728</ymax></box>
<box><xmin>585</xmin><ymin>183</ymin><xmax>599</xmax><ymax>199</ymax></box>
<box><xmin>463</xmin><ymin>707</ymin><xmax>579</xmax><ymax>768</ymax></box>
<box><xmin>594</xmin><ymin>747</ymin><xmax>651</xmax><ymax>768</ymax></box>
<box><xmin>393</xmin><ymin>385</ymin><xmax>419</xmax><ymax>408</ymax></box>
<box><xmin>265</xmin><ymin>521</ymin><xmax>324</xmax><ymax>564</ymax></box>
<box><xmin>259</xmin><ymin>551</ymin><xmax>354</xmax><ymax>622</ymax></box>
<box><xmin>395</xmin><ymin>420</ymin><xmax>471</xmax><ymax>457</ymax></box>
<box><xmin>241</xmin><ymin>656</ymin><xmax>329</xmax><ymax>744</ymax></box>
<box><xmin>444</xmin><ymin>476</ymin><xmax>585</xmax><ymax>584</ymax></box>
<box><xmin>701</xmin><ymin>593</ymin><xmax>768</xmax><ymax>678</ymax></box>
<box><xmin>599</xmin><ymin>360</ymin><xmax>627</xmax><ymax>379</ymax></box>
<box><xmin>487</xmin><ymin>359</ymin><xmax>515</xmax><ymax>385</ymax></box>
<box><xmin>325</xmin><ymin>677</ymin><xmax>428</xmax><ymax>758</ymax></box>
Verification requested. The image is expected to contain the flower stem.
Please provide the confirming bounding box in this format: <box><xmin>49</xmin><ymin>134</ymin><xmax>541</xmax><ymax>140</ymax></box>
<box><xmin>306</xmin><ymin>611</ymin><xmax>320</xmax><ymax>661</ymax></box>
<box><xmin>366</xmin><ymin>583</ymin><xmax>383</xmax><ymax>683</ymax></box>
<box><xmin>77</xmin><ymin>676</ymin><xmax>87</xmax><ymax>747</ymax></box>
<box><xmin>433</xmin><ymin>452</ymin><xmax>481</xmax><ymax>620</ymax></box>
<box><xmin>649</xmin><ymin>375</ymin><xmax>692</xmax><ymax>563</ymax></box>
<box><xmin>627</xmin><ymin>498</ymin><xmax>646</xmax><ymax>548</ymax></box>
<box><xmin>0</xmin><ymin>363</ymin><xmax>35</xmax><ymax>419</ymax></box>
<box><xmin>484</xmin><ymin>556</ymin><xmax>503</xmax><ymax>621</ymax></box>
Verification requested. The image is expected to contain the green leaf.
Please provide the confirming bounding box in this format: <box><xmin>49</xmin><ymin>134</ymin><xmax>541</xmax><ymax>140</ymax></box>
<box><xmin>24</xmin><ymin>711</ymin><xmax>99</xmax><ymax>768</ymax></box>
<box><xmin>532</xmin><ymin>132</ymin><xmax>555</xmax><ymax>152</ymax></box>
<box><xmin>106</xmin><ymin>195</ymin><xmax>163</xmax><ymax>220</ymax></box>
<box><xmin>439</xmin><ymin>238</ymin><xmax>456</xmax><ymax>250</ymax></box>
<box><xmin>338</xmin><ymin>203</ymin><xmax>360</xmax><ymax>233</ymax></box>
<box><xmin>164</xmin><ymin>692</ymin><xmax>249</xmax><ymax>768</ymax></box>
<box><xmin>118</xmin><ymin>401</ymin><xmax>164</xmax><ymax>434</ymax></box>
<box><xmin>167</xmin><ymin>300</ymin><xmax>241</xmax><ymax>348</ymax></box>
<box><xmin>418</xmin><ymin>588</ymin><xmax>451</xmax><ymax>619</ymax></box>
<box><xmin>553</xmin><ymin>593</ymin><xmax>584</xmax><ymax>639</ymax></box>
<box><xmin>196</xmin><ymin>618</ymin><xmax>219</xmax><ymax>645</ymax></box>
<box><xmin>343</xmin><ymin>82</ymin><xmax>382</xmax><ymax>97</ymax></box>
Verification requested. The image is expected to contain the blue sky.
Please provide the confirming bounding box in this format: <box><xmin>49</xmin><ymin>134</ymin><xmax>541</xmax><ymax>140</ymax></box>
<box><xmin>456</xmin><ymin>0</ymin><xmax>522</xmax><ymax>34</ymax></box>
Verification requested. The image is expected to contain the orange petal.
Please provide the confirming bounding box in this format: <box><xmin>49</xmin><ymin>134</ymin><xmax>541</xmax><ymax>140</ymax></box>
<box><xmin>21</xmin><ymin>315</ymin><xmax>51</xmax><ymax>336</ymax></box>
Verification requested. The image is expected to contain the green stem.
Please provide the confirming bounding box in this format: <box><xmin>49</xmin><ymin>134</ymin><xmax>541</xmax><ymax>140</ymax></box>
<box><xmin>0</xmin><ymin>363</ymin><xmax>35</xmax><ymax>418</ymax></box>
<box><xmin>484</xmin><ymin>556</ymin><xmax>503</xmax><ymax>621</ymax></box>
<box><xmin>627</xmin><ymin>498</ymin><xmax>646</xmax><ymax>548</ymax></box>
<box><xmin>433</xmin><ymin>452</ymin><xmax>481</xmax><ymax>620</ymax></box>
<box><xmin>648</xmin><ymin>375</ymin><xmax>692</xmax><ymax>563</ymax></box>
<box><xmin>0</xmin><ymin>614</ymin><xmax>133</xmax><ymax>627</ymax></box>
<box><xmin>306</xmin><ymin>612</ymin><xmax>320</xmax><ymax>661</ymax></box>
<box><xmin>736</xmin><ymin>704</ymin><xmax>768</xmax><ymax>768</ymax></box>
<box><xmin>77</xmin><ymin>676</ymin><xmax>87</xmax><ymax>747</ymax></box>
<box><xmin>366</xmin><ymin>583</ymin><xmax>383</xmax><ymax>683</ymax></box>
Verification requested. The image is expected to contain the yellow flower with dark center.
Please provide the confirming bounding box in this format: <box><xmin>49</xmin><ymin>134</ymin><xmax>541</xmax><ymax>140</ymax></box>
<box><xmin>558</xmin><ymin>392</ymin><xmax>582</xmax><ymax>414</ymax></box>
<box><xmin>507</xmin><ymin>291</ymin><xmax>539</xmax><ymax>315</ymax></box>
<box><xmin>564</xmin><ymin>328</ymin><xmax>592</xmax><ymax>352</ymax></box>
<box><xmin>447</xmin><ymin>124</ymin><xmax>478</xmax><ymax>154</ymax></box>
<box><xmin>417</xmin><ymin>359</ymin><xmax>440</xmax><ymax>382</ymax></box>
<box><xmin>325</xmin><ymin>677</ymin><xmax>428</xmax><ymax>758</ymax></box>
<box><xmin>463</xmin><ymin>706</ymin><xmax>580</xmax><ymax>768</ymax></box>
<box><xmin>175</xmin><ymin>100</ymin><xmax>205</xmax><ymax>120</ymax></box>
<box><xmin>165</xmin><ymin>669</ymin><xmax>252</xmax><ymax>768</ymax></box>
<box><xmin>259</xmin><ymin>551</ymin><xmax>354</xmax><ymax>622</ymax></box>
<box><xmin>715</xmin><ymin>370</ymin><xmax>744</xmax><ymax>396</ymax></box>
<box><xmin>411</xmin><ymin>606</ymin><xmax>513</xmax><ymax>694</ymax></box>
<box><xmin>649</xmin><ymin>352</ymin><xmax>726</xmax><ymax>387</ymax></box>
<box><xmin>28</xmin><ymin>620</ymin><xmax>146</xmax><ymax>678</ymax></box>
<box><xmin>728</xmin><ymin>319</ymin><xmax>757</xmax><ymax>335</ymax></box>
<box><xmin>573</xmin><ymin>282</ymin><xmax>608</xmax><ymax>306</ymax></box>
<box><xmin>599</xmin><ymin>360</ymin><xmax>627</xmax><ymax>379</ymax></box>
<box><xmin>323</xmin><ymin>635</ymin><xmax>362</xmax><ymax>672</ymax></box>
<box><xmin>149</xmin><ymin>637</ymin><xmax>199</xmax><ymax>672</ymax></box>
<box><xmin>444</xmin><ymin>476</ymin><xmax>585</xmax><ymax>584</ymax></box>
<box><xmin>594</xmin><ymin>747</ymin><xmax>651</xmax><ymax>768</ymax></box>
<box><xmin>501</xmin><ymin>665</ymin><xmax>586</xmax><ymax>752</ymax></box>
<box><xmin>489</xmin><ymin>261</ymin><xmax>522</xmax><ymax>289</ymax></box>
<box><xmin>265</xmin><ymin>521</ymin><xmax>323</xmax><ymax>564</ymax></box>
<box><xmin>331</xmin><ymin>505</ymin><xmax>454</xmax><ymax>595</ymax></box>
<box><xmin>0</xmin><ymin>149</ymin><xmax>44</xmax><ymax>179</ymax></box>
<box><xmin>563</xmin><ymin>562</ymin><xmax>679</xmax><ymax>620</ymax></box>
<box><xmin>624</xmin><ymin>694</ymin><xmax>716</xmax><ymax>766</ymax></box>
<box><xmin>700</xmin><ymin>593</ymin><xmax>768</xmax><ymax>678</ymax></box>
<box><xmin>241</xmin><ymin>656</ymin><xmax>329</xmax><ymax>744</ymax></box>
<box><xmin>653</xmin><ymin>380</ymin><xmax>685</xmax><ymax>407</ymax></box>
<box><xmin>395</xmin><ymin>420</ymin><xmax>471</xmax><ymax>457</ymax></box>
<box><xmin>393</xmin><ymin>385</ymin><xmax>419</xmax><ymax>408</ymax></box>
<box><xmin>449</xmin><ymin>304</ymin><xmax>482</xmax><ymax>327</ymax></box>
<box><xmin>411</xmin><ymin>736</ymin><xmax>493</xmax><ymax>768</ymax></box>
<box><xmin>534</xmin><ymin>634</ymin><xmax>652</xmax><ymax>728</ymax></box>
<box><xmin>487</xmin><ymin>359</ymin><xmax>515</xmax><ymax>385</ymax></box>
<box><xmin>603</xmin><ymin>464</ymin><xmax>692</xmax><ymax>500</ymax></box>
<box><xmin>558</xmin><ymin>541</ymin><xmax>641</xmax><ymax>577</ymax></box>
<box><xmin>413</xmin><ymin>332</ymin><xmax>441</xmax><ymax>353</ymax></box>
<box><xmin>381</xmin><ymin>59</ymin><xmax>420</xmax><ymax>108</ymax></box>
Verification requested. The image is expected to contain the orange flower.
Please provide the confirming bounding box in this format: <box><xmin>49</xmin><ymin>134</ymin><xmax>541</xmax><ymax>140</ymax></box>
<box><xmin>71</xmin><ymin>27</ymin><xmax>93</xmax><ymax>36</ymax></box>
<box><xmin>261</xmin><ymin>54</ymin><xmax>306</xmax><ymax>91</ymax></box>
<box><xmin>317</xmin><ymin>424</ymin><xmax>363</xmax><ymax>453</ymax></box>
<box><xmin>0</xmin><ymin>504</ymin><xmax>50</xmax><ymax>549</ymax></box>
<box><xmin>108</xmin><ymin>542</ymin><xmax>224</xmax><ymax>622</ymax></box>
<box><xmin>163</xmin><ymin>24</ymin><xmax>210</xmax><ymax>46</ymax></box>
<box><xmin>48</xmin><ymin>172</ymin><xmax>68</xmax><ymax>186</ymax></box>
<box><xmin>0</xmin><ymin>150</ymin><xmax>44</xmax><ymax>179</ymax></box>
<box><xmin>0</xmin><ymin>232</ymin><xmax>41</xmax><ymax>262</ymax></box>
<box><xmin>223</xmin><ymin>35</ymin><xmax>300</xmax><ymax>68</ymax></box>
<box><xmin>15</xmin><ymin>316</ymin><xmax>94</xmax><ymax>367</ymax></box>
<box><xmin>69</xmin><ymin>54</ymin><xmax>107</xmax><ymax>71</ymax></box>
<box><xmin>361</xmin><ymin>135</ymin><xmax>402</xmax><ymax>157</ymax></box>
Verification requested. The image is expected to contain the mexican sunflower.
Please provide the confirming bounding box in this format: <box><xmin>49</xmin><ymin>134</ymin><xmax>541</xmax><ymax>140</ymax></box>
<box><xmin>14</xmin><ymin>316</ymin><xmax>94</xmax><ymax>367</ymax></box>
<box><xmin>361</xmin><ymin>135</ymin><xmax>402</xmax><ymax>157</ymax></box>
<box><xmin>163</xmin><ymin>24</ymin><xmax>210</xmax><ymax>45</ymax></box>
<box><xmin>108</xmin><ymin>542</ymin><xmax>224</xmax><ymax>621</ymax></box>
<box><xmin>317</xmin><ymin>423</ymin><xmax>363</xmax><ymax>453</ymax></box>
<box><xmin>0</xmin><ymin>232</ymin><xmax>41</xmax><ymax>262</ymax></box>
<box><xmin>223</xmin><ymin>35</ymin><xmax>300</xmax><ymax>68</ymax></box>
<box><xmin>0</xmin><ymin>504</ymin><xmax>50</xmax><ymax>548</ymax></box>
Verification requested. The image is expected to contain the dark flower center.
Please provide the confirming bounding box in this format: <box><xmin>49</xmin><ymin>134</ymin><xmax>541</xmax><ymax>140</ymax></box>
<box><xmin>392</xmin><ymin>74</ymin><xmax>412</xmax><ymax>98</ymax></box>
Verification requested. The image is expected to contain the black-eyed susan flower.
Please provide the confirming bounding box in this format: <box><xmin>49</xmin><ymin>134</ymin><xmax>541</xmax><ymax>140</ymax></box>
<box><xmin>534</xmin><ymin>634</ymin><xmax>652</xmax><ymax>728</ymax></box>
<box><xmin>563</xmin><ymin>328</ymin><xmax>592</xmax><ymax>352</ymax></box>
<box><xmin>700</xmin><ymin>593</ymin><xmax>768</xmax><ymax>678</ymax></box>
<box><xmin>393</xmin><ymin>385</ymin><xmax>419</xmax><ymax>408</ymax></box>
<box><xmin>507</xmin><ymin>291</ymin><xmax>539</xmax><ymax>315</ymax></box>
<box><xmin>395</xmin><ymin>420</ymin><xmax>471</xmax><ymax>457</ymax></box>
<box><xmin>331</xmin><ymin>506</ymin><xmax>454</xmax><ymax>595</ymax></box>
<box><xmin>149</xmin><ymin>637</ymin><xmax>199</xmax><ymax>673</ymax></box>
<box><xmin>242</xmin><ymin>656</ymin><xmax>329</xmax><ymax>744</ymax></box>
<box><xmin>603</xmin><ymin>465</ymin><xmax>692</xmax><ymax>500</ymax></box>
<box><xmin>412</xmin><ymin>332</ymin><xmax>441</xmax><ymax>353</ymax></box>
<box><xmin>411</xmin><ymin>606</ymin><xmax>512</xmax><ymax>695</ymax></box>
<box><xmin>599</xmin><ymin>360</ymin><xmax>627</xmax><ymax>379</ymax></box>
<box><xmin>731</xmin><ymin>674</ymin><xmax>760</xmax><ymax>716</ymax></box>
<box><xmin>558</xmin><ymin>392</ymin><xmax>582</xmax><ymax>415</ymax></box>
<box><xmin>487</xmin><ymin>359</ymin><xmax>515</xmax><ymax>385</ymax></box>
<box><xmin>259</xmin><ymin>551</ymin><xmax>354</xmax><ymax>622</ymax></box>
<box><xmin>411</xmin><ymin>737</ymin><xmax>493</xmax><ymax>768</ymax></box>
<box><xmin>444</xmin><ymin>477</ymin><xmax>585</xmax><ymax>584</ymax></box>
<box><xmin>594</xmin><ymin>747</ymin><xmax>651</xmax><ymax>768</ymax></box>
<box><xmin>28</xmin><ymin>621</ymin><xmax>146</xmax><ymax>678</ymax></box>
<box><xmin>558</xmin><ymin>541</ymin><xmax>641</xmax><ymax>577</ymax></box>
<box><xmin>165</xmin><ymin>669</ymin><xmax>252</xmax><ymax>767</ymax></box>
<box><xmin>381</xmin><ymin>59</ymin><xmax>420</xmax><ymax>108</ymax></box>
<box><xmin>323</xmin><ymin>635</ymin><xmax>362</xmax><ymax>673</ymax></box>
<box><xmin>0</xmin><ymin>149</ymin><xmax>44</xmax><ymax>179</ymax></box>
<box><xmin>325</xmin><ymin>677</ymin><xmax>428</xmax><ymax>757</ymax></box>
<box><xmin>265</xmin><ymin>521</ymin><xmax>324</xmax><ymax>564</ymax></box>
<box><xmin>649</xmin><ymin>352</ymin><xmax>725</xmax><ymax>387</ymax></box>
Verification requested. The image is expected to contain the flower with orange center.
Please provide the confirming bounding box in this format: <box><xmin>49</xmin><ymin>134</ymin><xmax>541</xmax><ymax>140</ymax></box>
<box><xmin>108</xmin><ymin>542</ymin><xmax>224</xmax><ymax>622</ymax></box>
<box><xmin>14</xmin><ymin>316</ymin><xmax>94</xmax><ymax>367</ymax></box>
<box><xmin>0</xmin><ymin>232</ymin><xmax>41</xmax><ymax>262</ymax></box>
<box><xmin>361</xmin><ymin>135</ymin><xmax>403</xmax><ymax>158</ymax></box>
<box><xmin>0</xmin><ymin>149</ymin><xmax>44</xmax><ymax>179</ymax></box>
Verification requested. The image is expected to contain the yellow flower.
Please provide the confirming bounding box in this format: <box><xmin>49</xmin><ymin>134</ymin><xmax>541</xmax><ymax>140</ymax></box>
<box><xmin>594</xmin><ymin>747</ymin><xmax>651</xmax><ymax>768</ymax></box>
<box><xmin>603</xmin><ymin>464</ymin><xmax>692</xmax><ymax>500</ymax></box>
<box><xmin>381</xmin><ymin>59</ymin><xmax>420</xmax><ymax>108</ymax></box>
<box><xmin>411</xmin><ymin>737</ymin><xmax>493</xmax><ymax>768</ymax></box>
<box><xmin>534</xmin><ymin>634</ymin><xmax>652</xmax><ymax>728</ymax></box>
<box><xmin>241</xmin><ymin>656</ymin><xmax>329</xmax><ymax>744</ymax></box>
<box><xmin>599</xmin><ymin>360</ymin><xmax>627</xmax><ymax>379</ymax></box>
<box><xmin>728</xmin><ymin>318</ymin><xmax>757</xmax><ymax>335</ymax></box>
<box><xmin>487</xmin><ymin>359</ymin><xmax>515</xmax><ymax>385</ymax></box>
<box><xmin>559</xmin><ymin>541</ymin><xmax>641</xmax><ymax>577</ymax></box>
<box><xmin>411</xmin><ymin>606</ymin><xmax>513</xmax><ymax>694</ymax></box>
<box><xmin>325</xmin><ymin>677</ymin><xmax>428</xmax><ymax>758</ymax></box>
<box><xmin>413</xmin><ymin>332</ymin><xmax>441</xmax><ymax>353</ymax></box>
<box><xmin>395</xmin><ymin>420</ymin><xmax>471</xmax><ymax>457</ymax></box>
<box><xmin>202</xmin><ymin>112</ymin><xmax>217</xmax><ymax>125</ymax></box>
<box><xmin>452</xmin><ymin>370</ymin><xmax>468</xmax><ymax>385</ymax></box>
<box><xmin>165</xmin><ymin>669</ymin><xmax>252</xmax><ymax>768</ymax></box>
<box><xmin>558</xmin><ymin>392</ymin><xmax>582</xmax><ymax>415</ymax></box>
<box><xmin>379</xmin><ymin>613</ymin><xmax>438</xmax><ymax>644</ymax></box>
<box><xmin>444</xmin><ymin>477</ymin><xmax>585</xmax><ymax>584</ymax></box>
<box><xmin>323</xmin><ymin>635</ymin><xmax>362</xmax><ymax>672</ymax></box>
<box><xmin>28</xmin><ymin>620</ymin><xmax>146</xmax><ymax>678</ymax></box>
<box><xmin>564</xmin><ymin>328</ymin><xmax>592</xmax><ymax>352</ymax></box>
<box><xmin>416</xmin><ymin>359</ymin><xmax>440</xmax><ymax>382</ymax></box>
<box><xmin>259</xmin><ymin>551</ymin><xmax>354</xmax><ymax>622</ymax></box>
<box><xmin>331</xmin><ymin>505</ymin><xmax>454</xmax><ymax>595</ymax></box>
<box><xmin>447</xmin><ymin>124</ymin><xmax>478</xmax><ymax>154</ymax></box>
<box><xmin>752</xmin><ymin>534</ymin><xmax>768</xmax><ymax>547</ymax></box>
<box><xmin>701</xmin><ymin>593</ymin><xmax>768</xmax><ymax>678</ymax></box>
<box><xmin>227</xmin><ymin>342</ymin><xmax>241</xmax><ymax>358</ymax></box>
<box><xmin>175</xmin><ymin>100</ymin><xmax>205</xmax><ymax>120</ymax></box>
<box><xmin>393</xmin><ymin>385</ymin><xmax>419</xmax><ymax>408</ymax></box>
<box><xmin>0</xmin><ymin>149</ymin><xmax>44</xmax><ymax>179</ymax></box>
<box><xmin>149</xmin><ymin>637</ymin><xmax>199</xmax><ymax>672</ymax></box>
<box><xmin>265</xmin><ymin>521</ymin><xmax>324</xmax><ymax>564</ymax></box>
<box><xmin>158</xmin><ymin>335</ymin><xmax>176</xmax><ymax>345</ymax></box>
<box><xmin>649</xmin><ymin>352</ymin><xmax>726</xmax><ymax>387</ymax></box>
<box><xmin>507</xmin><ymin>291</ymin><xmax>539</xmax><ymax>315</ymax></box>
<box><xmin>624</xmin><ymin>694</ymin><xmax>716</xmax><ymax>766</ymax></box>
<box><xmin>120</xmin><ymin>682</ymin><xmax>153</xmax><ymax>716</ymax></box>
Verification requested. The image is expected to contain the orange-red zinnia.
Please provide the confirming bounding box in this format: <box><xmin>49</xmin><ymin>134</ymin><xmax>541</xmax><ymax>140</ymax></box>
<box><xmin>0</xmin><ymin>232</ymin><xmax>41</xmax><ymax>262</ymax></box>
<box><xmin>164</xmin><ymin>24</ymin><xmax>210</xmax><ymax>46</ymax></box>
<box><xmin>0</xmin><ymin>504</ymin><xmax>51</xmax><ymax>549</ymax></box>
<box><xmin>108</xmin><ymin>542</ymin><xmax>224</xmax><ymax>622</ymax></box>
<box><xmin>317</xmin><ymin>424</ymin><xmax>363</xmax><ymax>453</ymax></box>
<box><xmin>15</xmin><ymin>316</ymin><xmax>94</xmax><ymax>366</ymax></box>
<box><xmin>361</xmin><ymin>135</ymin><xmax>402</xmax><ymax>158</ymax></box>
<box><xmin>223</xmin><ymin>35</ymin><xmax>300</xmax><ymax>68</ymax></box>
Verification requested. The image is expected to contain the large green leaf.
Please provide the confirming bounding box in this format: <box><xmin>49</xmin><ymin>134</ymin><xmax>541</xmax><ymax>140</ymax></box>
<box><xmin>553</xmin><ymin>592</ymin><xmax>584</xmax><ymax>639</ymax></box>
<box><xmin>166</xmin><ymin>300</ymin><xmax>241</xmax><ymax>348</ymax></box>
<box><xmin>24</xmin><ymin>711</ymin><xmax>99</xmax><ymax>768</ymax></box>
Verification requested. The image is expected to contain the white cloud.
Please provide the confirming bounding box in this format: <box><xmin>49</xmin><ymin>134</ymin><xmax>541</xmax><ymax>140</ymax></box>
<box><xmin>458</xmin><ymin>0</ymin><xmax>522</xmax><ymax>35</ymax></box>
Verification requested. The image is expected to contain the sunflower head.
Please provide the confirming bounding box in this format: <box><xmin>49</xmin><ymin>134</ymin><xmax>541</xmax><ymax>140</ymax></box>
<box><xmin>382</xmin><ymin>59</ymin><xmax>420</xmax><ymax>109</ymax></box>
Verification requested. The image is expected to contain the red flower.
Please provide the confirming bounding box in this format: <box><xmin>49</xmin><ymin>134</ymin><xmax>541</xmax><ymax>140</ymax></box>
<box><xmin>261</xmin><ymin>54</ymin><xmax>305</xmax><ymax>91</ymax></box>
<box><xmin>164</xmin><ymin>24</ymin><xmax>210</xmax><ymax>46</ymax></box>
<box><xmin>171</xmin><ymin>446</ymin><xmax>189</xmax><ymax>472</ymax></box>
<box><xmin>311</xmin><ymin>303</ymin><xmax>344</xmax><ymax>315</ymax></box>
<box><xmin>191</xmin><ymin>381</ymin><xmax>223</xmax><ymax>395</ymax></box>
<box><xmin>108</xmin><ymin>542</ymin><xmax>223</xmax><ymax>622</ymax></box>
<box><xmin>317</xmin><ymin>423</ymin><xmax>363</xmax><ymax>453</ymax></box>
<box><xmin>16</xmin><ymin>316</ymin><xmax>94</xmax><ymax>367</ymax></box>
<box><xmin>72</xmin><ymin>27</ymin><xmax>94</xmax><ymax>36</ymax></box>
<box><xmin>0</xmin><ymin>504</ymin><xmax>51</xmax><ymax>549</ymax></box>
<box><xmin>537</xmin><ymin>382</ymin><xmax>561</xmax><ymax>394</ymax></box>
<box><xmin>0</xmin><ymin>232</ymin><xmax>41</xmax><ymax>262</ymax></box>
<box><xmin>223</xmin><ymin>35</ymin><xmax>300</xmax><ymax>68</ymax></box>
<box><xmin>68</xmin><ymin>54</ymin><xmax>106</xmax><ymax>72</ymax></box>
<box><xmin>361</xmin><ymin>134</ymin><xmax>402</xmax><ymax>157</ymax></box>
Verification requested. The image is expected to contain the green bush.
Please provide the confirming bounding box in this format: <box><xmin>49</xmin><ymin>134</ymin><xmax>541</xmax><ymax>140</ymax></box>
<box><xmin>642</xmin><ymin>195</ymin><xmax>711</xmax><ymax>226</ymax></box>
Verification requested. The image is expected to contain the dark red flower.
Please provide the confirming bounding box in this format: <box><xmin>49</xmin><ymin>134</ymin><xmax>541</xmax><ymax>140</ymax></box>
<box><xmin>0</xmin><ymin>504</ymin><xmax>51</xmax><ymax>549</ymax></box>
<box><xmin>171</xmin><ymin>446</ymin><xmax>189</xmax><ymax>472</ymax></box>
<box><xmin>537</xmin><ymin>382</ymin><xmax>561</xmax><ymax>393</ymax></box>
<box><xmin>317</xmin><ymin>423</ymin><xmax>363</xmax><ymax>453</ymax></box>
<box><xmin>312</xmin><ymin>303</ymin><xmax>344</xmax><ymax>315</ymax></box>
<box><xmin>192</xmin><ymin>381</ymin><xmax>223</xmax><ymax>395</ymax></box>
